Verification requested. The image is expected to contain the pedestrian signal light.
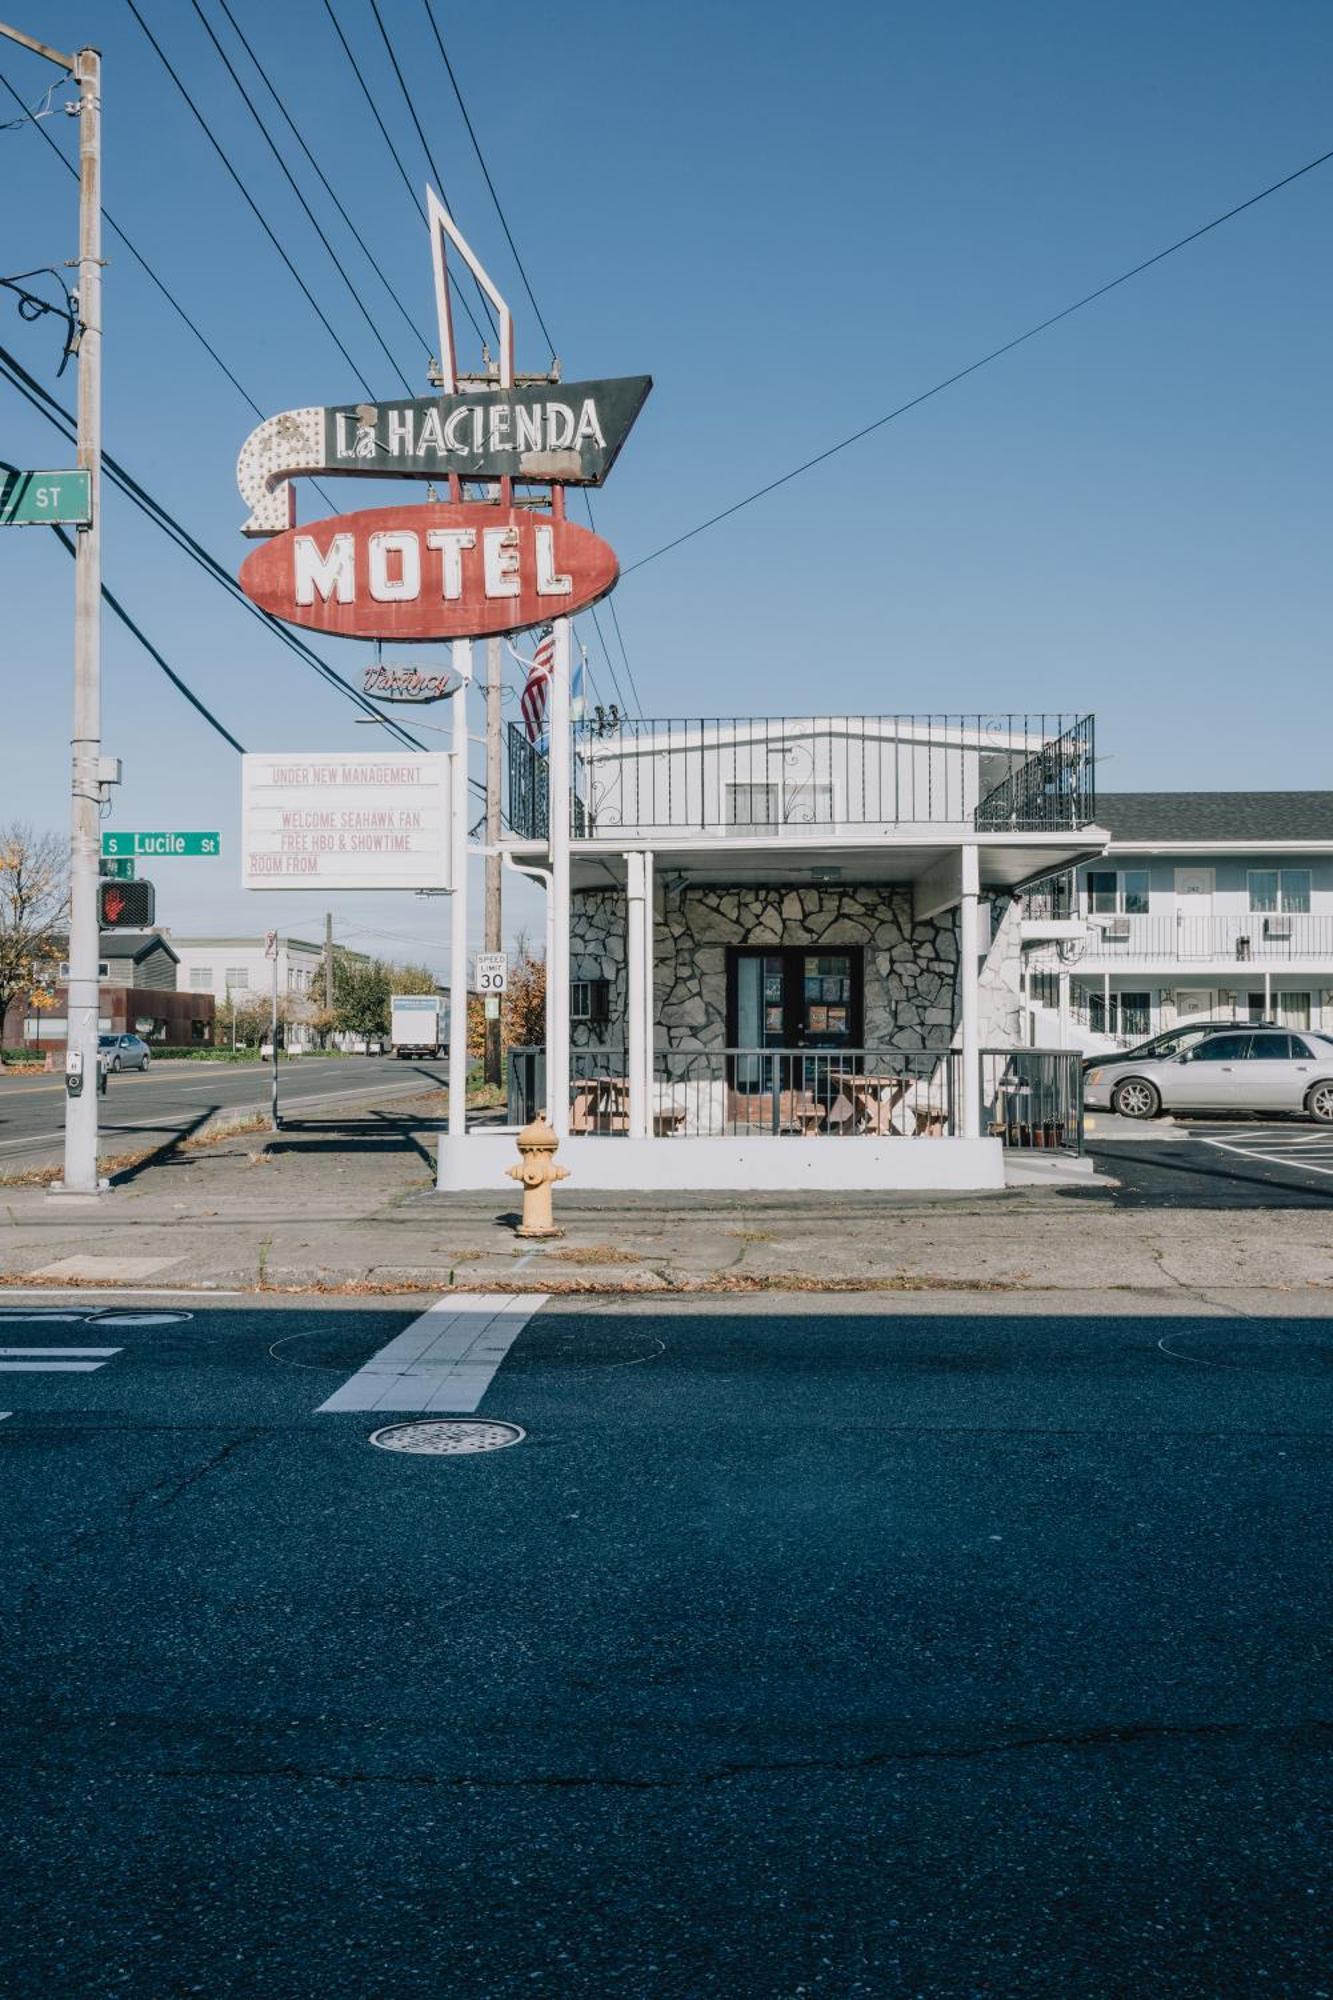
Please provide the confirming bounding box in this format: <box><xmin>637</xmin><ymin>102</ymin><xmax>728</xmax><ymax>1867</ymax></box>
<box><xmin>98</xmin><ymin>878</ymin><xmax>155</xmax><ymax>928</ymax></box>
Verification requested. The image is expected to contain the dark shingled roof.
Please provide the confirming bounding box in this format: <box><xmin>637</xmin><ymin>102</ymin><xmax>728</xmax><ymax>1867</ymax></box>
<box><xmin>98</xmin><ymin>933</ymin><xmax>180</xmax><ymax>963</ymax></box>
<box><xmin>1096</xmin><ymin>792</ymin><xmax>1333</xmax><ymax>843</ymax></box>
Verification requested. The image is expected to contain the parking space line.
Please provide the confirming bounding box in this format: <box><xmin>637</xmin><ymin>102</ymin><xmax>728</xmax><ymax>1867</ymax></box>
<box><xmin>1202</xmin><ymin>1137</ymin><xmax>1333</xmax><ymax>1179</ymax></box>
<box><xmin>0</xmin><ymin>1346</ymin><xmax>121</xmax><ymax>1373</ymax></box>
<box><xmin>316</xmin><ymin>1293</ymin><xmax>546</xmax><ymax>1414</ymax></box>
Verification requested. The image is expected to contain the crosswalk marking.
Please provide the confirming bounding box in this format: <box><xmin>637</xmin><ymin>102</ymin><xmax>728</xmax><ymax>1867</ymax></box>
<box><xmin>317</xmin><ymin>1294</ymin><xmax>545</xmax><ymax>1415</ymax></box>
<box><xmin>0</xmin><ymin>1347</ymin><xmax>121</xmax><ymax>1373</ymax></box>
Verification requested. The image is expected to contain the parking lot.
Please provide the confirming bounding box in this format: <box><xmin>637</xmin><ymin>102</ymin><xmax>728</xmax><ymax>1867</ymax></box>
<box><xmin>1087</xmin><ymin>1111</ymin><xmax>1333</xmax><ymax>1207</ymax></box>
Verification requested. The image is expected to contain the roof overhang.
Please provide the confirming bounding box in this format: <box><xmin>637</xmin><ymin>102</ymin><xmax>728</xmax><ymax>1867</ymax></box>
<box><xmin>502</xmin><ymin>825</ymin><xmax>1112</xmax><ymax>911</ymax></box>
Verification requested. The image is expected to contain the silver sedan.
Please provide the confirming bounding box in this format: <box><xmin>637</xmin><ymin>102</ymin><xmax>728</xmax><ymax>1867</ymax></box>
<box><xmin>1084</xmin><ymin>1028</ymin><xmax>1333</xmax><ymax>1122</ymax></box>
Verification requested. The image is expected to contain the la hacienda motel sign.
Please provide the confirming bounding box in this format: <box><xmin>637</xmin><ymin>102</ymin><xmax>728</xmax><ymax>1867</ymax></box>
<box><xmin>235</xmin><ymin>187</ymin><xmax>649</xmax><ymax>896</ymax></box>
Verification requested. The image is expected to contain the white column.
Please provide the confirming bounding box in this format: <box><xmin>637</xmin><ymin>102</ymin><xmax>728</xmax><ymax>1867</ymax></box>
<box><xmin>1263</xmin><ymin>968</ymin><xmax>1272</xmax><ymax>1021</ymax></box>
<box><xmin>1103</xmin><ymin>970</ymin><xmax>1111</xmax><ymax>1037</ymax></box>
<box><xmin>959</xmin><ymin>843</ymin><xmax>981</xmax><ymax>1140</ymax></box>
<box><xmin>626</xmin><ymin>851</ymin><xmax>647</xmax><ymax>1138</ymax></box>
<box><xmin>547</xmin><ymin>617</ymin><xmax>572</xmax><ymax>1136</ymax></box>
<box><xmin>1057</xmin><ymin>969</ymin><xmax>1071</xmax><ymax>1050</ymax></box>
<box><xmin>447</xmin><ymin>640</ymin><xmax>471</xmax><ymax>1144</ymax></box>
<box><xmin>642</xmin><ymin>850</ymin><xmax>655</xmax><ymax>1117</ymax></box>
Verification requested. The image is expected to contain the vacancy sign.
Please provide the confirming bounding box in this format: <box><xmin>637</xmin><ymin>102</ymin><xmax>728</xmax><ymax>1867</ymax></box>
<box><xmin>241</xmin><ymin>752</ymin><xmax>451</xmax><ymax>891</ymax></box>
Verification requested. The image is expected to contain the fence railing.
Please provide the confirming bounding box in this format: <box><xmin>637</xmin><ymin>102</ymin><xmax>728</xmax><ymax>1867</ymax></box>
<box><xmin>510</xmin><ymin>1043</ymin><xmax>1084</xmax><ymax>1151</ymax></box>
<box><xmin>1070</xmin><ymin>912</ymin><xmax>1333</xmax><ymax>962</ymax></box>
<box><xmin>510</xmin><ymin>1046</ymin><xmax>957</xmax><ymax>1137</ymax></box>
<box><xmin>506</xmin><ymin>715</ymin><xmax>1096</xmax><ymax>840</ymax></box>
<box><xmin>981</xmin><ymin>1049</ymin><xmax>1083</xmax><ymax>1154</ymax></box>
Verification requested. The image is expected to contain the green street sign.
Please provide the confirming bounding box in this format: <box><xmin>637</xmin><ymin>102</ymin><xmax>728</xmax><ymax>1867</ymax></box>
<box><xmin>0</xmin><ymin>468</ymin><xmax>92</xmax><ymax>527</ymax></box>
<box><xmin>101</xmin><ymin>831</ymin><xmax>220</xmax><ymax>858</ymax></box>
<box><xmin>99</xmin><ymin>856</ymin><xmax>135</xmax><ymax>879</ymax></box>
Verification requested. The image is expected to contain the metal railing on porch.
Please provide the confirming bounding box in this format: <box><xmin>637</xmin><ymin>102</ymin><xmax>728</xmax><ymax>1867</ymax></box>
<box><xmin>510</xmin><ymin>1044</ymin><xmax>1083</xmax><ymax>1153</ymax></box>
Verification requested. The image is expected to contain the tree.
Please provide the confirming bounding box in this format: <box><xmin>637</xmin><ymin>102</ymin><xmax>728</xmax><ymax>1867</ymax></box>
<box><xmin>0</xmin><ymin>824</ymin><xmax>68</xmax><ymax>1035</ymax></box>
<box><xmin>503</xmin><ymin>936</ymin><xmax>547</xmax><ymax>1049</ymax></box>
<box><xmin>385</xmin><ymin>960</ymin><xmax>439</xmax><ymax>996</ymax></box>
<box><xmin>332</xmin><ymin>953</ymin><xmax>390</xmax><ymax>1039</ymax></box>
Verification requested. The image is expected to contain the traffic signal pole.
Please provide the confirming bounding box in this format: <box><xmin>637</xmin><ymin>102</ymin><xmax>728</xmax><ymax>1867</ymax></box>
<box><xmin>62</xmin><ymin>43</ymin><xmax>104</xmax><ymax>1193</ymax></box>
<box><xmin>0</xmin><ymin>25</ymin><xmax>105</xmax><ymax>1194</ymax></box>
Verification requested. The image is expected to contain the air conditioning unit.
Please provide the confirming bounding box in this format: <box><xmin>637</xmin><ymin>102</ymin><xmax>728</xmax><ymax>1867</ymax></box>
<box><xmin>1263</xmin><ymin>915</ymin><xmax>1293</xmax><ymax>941</ymax></box>
<box><xmin>1102</xmin><ymin>918</ymin><xmax>1131</xmax><ymax>943</ymax></box>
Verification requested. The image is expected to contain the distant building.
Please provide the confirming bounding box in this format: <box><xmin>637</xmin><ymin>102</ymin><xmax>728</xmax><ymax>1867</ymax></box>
<box><xmin>171</xmin><ymin>935</ymin><xmax>371</xmax><ymax>1049</ymax></box>
<box><xmin>3</xmin><ymin>931</ymin><xmax>214</xmax><ymax>1050</ymax></box>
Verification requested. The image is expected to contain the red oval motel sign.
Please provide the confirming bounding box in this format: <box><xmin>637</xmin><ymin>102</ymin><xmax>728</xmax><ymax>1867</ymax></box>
<box><xmin>238</xmin><ymin>501</ymin><xmax>619</xmax><ymax>642</ymax></box>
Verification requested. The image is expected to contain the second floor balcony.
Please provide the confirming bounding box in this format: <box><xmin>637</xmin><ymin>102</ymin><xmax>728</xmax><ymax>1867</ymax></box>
<box><xmin>507</xmin><ymin>712</ymin><xmax>1096</xmax><ymax>844</ymax></box>
<box><xmin>1045</xmin><ymin>910</ymin><xmax>1333</xmax><ymax>963</ymax></box>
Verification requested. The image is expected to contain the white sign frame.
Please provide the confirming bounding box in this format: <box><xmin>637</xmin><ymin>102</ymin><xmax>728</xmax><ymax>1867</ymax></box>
<box><xmin>474</xmin><ymin>951</ymin><xmax>508</xmax><ymax>994</ymax></box>
<box><xmin>242</xmin><ymin>752</ymin><xmax>452</xmax><ymax>892</ymax></box>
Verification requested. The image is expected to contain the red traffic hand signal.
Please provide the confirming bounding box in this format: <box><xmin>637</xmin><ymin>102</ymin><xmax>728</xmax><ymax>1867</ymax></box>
<box><xmin>98</xmin><ymin>878</ymin><xmax>155</xmax><ymax>928</ymax></box>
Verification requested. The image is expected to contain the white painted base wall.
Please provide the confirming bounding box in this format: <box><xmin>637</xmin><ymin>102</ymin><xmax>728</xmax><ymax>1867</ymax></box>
<box><xmin>438</xmin><ymin>1132</ymin><xmax>1005</xmax><ymax>1193</ymax></box>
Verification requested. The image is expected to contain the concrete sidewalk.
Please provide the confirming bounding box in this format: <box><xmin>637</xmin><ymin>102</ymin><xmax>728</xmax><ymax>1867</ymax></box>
<box><xmin>1</xmin><ymin>1088</ymin><xmax>1331</xmax><ymax>1300</ymax></box>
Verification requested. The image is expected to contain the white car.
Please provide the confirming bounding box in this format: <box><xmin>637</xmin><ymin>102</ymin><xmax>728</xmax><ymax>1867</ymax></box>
<box><xmin>1085</xmin><ymin>1028</ymin><xmax>1333</xmax><ymax>1123</ymax></box>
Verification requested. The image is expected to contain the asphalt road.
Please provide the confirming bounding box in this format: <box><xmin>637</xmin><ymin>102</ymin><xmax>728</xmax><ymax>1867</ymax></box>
<box><xmin>0</xmin><ymin>1054</ymin><xmax>447</xmax><ymax>1171</ymax></box>
<box><xmin>2</xmin><ymin>1288</ymin><xmax>1330</xmax><ymax>1997</ymax></box>
<box><xmin>1088</xmin><ymin>1116</ymin><xmax>1333</xmax><ymax>1208</ymax></box>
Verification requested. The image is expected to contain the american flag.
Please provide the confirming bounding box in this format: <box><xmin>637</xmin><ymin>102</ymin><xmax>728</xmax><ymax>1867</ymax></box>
<box><xmin>519</xmin><ymin>626</ymin><xmax>555</xmax><ymax>744</ymax></box>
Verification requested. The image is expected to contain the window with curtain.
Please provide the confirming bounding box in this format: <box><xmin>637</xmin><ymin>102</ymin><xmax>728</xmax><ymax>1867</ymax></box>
<box><xmin>1249</xmin><ymin>869</ymin><xmax>1311</xmax><ymax>913</ymax></box>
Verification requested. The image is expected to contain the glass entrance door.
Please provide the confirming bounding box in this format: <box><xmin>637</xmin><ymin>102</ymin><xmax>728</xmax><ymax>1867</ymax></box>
<box><xmin>731</xmin><ymin>948</ymin><xmax>862</xmax><ymax>1091</ymax></box>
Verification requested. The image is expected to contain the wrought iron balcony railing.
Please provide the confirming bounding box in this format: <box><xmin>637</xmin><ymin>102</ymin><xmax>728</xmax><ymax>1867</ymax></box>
<box><xmin>506</xmin><ymin>713</ymin><xmax>1096</xmax><ymax>841</ymax></box>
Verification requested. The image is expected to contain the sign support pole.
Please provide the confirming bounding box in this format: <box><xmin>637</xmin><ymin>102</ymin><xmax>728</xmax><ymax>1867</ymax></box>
<box><xmin>444</xmin><ymin>641</ymin><xmax>472</xmax><ymax>1160</ymax></box>
<box><xmin>547</xmin><ymin>618</ymin><xmax>573</xmax><ymax>1137</ymax></box>
<box><xmin>484</xmin><ymin>637</ymin><xmax>503</xmax><ymax>1088</ymax></box>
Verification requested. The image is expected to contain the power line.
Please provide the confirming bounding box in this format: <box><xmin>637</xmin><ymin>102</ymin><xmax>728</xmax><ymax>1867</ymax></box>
<box><xmin>0</xmin><ymin>445</ymin><xmax>249</xmax><ymax>755</ymax></box>
<box><xmin>419</xmin><ymin>0</ymin><xmax>557</xmax><ymax>366</ymax></box>
<box><xmin>187</xmin><ymin>0</ymin><xmax>417</xmax><ymax>396</ymax></box>
<box><xmin>211</xmin><ymin>0</ymin><xmax>434</xmax><ymax>364</ymax></box>
<box><xmin>0</xmin><ymin>64</ymin><xmax>267</xmax><ymax>423</ymax></box>
<box><xmin>0</xmin><ymin>339</ymin><xmax>431</xmax><ymax>753</ymax></box>
<box><xmin>318</xmin><ymin>0</ymin><xmax>492</xmax><ymax>354</ymax></box>
<box><xmin>124</xmin><ymin>0</ymin><xmax>378</xmax><ymax>397</ymax></box>
<box><xmin>363</xmin><ymin>0</ymin><xmax>499</xmax><ymax>352</ymax></box>
<box><xmin>623</xmin><ymin>140</ymin><xmax>1333</xmax><ymax>577</ymax></box>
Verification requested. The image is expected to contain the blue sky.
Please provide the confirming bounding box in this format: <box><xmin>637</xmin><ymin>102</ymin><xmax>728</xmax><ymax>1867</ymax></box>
<box><xmin>2</xmin><ymin>0</ymin><xmax>1331</xmax><ymax>971</ymax></box>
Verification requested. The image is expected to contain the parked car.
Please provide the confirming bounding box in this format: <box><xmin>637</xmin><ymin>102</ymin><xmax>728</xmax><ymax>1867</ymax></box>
<box><xmin>98</xmin><ymin>1033</ymin><xmax>152</xmax><ymax>1073</ymax></box>
<box><xmin>1085</xmin><ymin>1029</ymin><xmax>1333</xmax><ymax>1122</ymax></box>
<box><xmin>1081</xmin><ymin>1021</ymin><xmax>1276</xmax><ymax>1074</ymax></box>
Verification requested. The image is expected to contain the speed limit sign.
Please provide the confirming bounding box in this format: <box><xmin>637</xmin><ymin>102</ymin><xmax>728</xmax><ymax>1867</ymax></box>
<box><xmin>474</xmin><ymin>951</ymin><xmax>508</xmax><ymax>995</ymax></box>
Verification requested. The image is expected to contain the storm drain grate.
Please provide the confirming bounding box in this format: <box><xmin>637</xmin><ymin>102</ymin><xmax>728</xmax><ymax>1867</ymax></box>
<box><xmin>368</xmin><ymin>1419</ymin><xmax>526</xmax><ymax>1456</ymax></box>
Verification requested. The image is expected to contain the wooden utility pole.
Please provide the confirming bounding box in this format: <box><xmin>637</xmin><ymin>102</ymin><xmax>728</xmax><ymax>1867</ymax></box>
<box><xmin>484</xmin><ymin>637</ymin><xmax>503</xmax><ymax>1086</ymax></box>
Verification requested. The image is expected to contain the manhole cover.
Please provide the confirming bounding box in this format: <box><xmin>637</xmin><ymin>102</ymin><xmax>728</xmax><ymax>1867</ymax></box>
<box><xmin>368</xmin><ymin>1419</ymin><xmax>526</xmax><ymax>1456</ymax></box>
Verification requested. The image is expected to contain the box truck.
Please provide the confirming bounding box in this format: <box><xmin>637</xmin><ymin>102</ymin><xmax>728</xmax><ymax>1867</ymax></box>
<box><xmin>390</xmin><ymin>993</ymin><xmax>445</xmax><ymax>1059</ymax></box>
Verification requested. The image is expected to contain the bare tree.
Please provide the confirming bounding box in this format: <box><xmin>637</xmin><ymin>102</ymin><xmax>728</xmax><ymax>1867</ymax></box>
<box><xmin>0</xmin><ymin>824</ymin><xmax>68</xmax><ymax>1038</ymax></box>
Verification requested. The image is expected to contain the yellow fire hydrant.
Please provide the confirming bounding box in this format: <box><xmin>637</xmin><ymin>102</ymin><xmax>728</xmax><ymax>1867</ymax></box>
<box><xmin>507</xmin><ymin>1112</ymin><xmax>570</xmax><ymax>1238</ymax></box>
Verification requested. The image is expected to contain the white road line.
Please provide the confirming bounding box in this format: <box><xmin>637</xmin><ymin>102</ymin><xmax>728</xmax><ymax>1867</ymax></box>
<box><xmin>0</xmin><ymin>1346</ymin><xmax>121</xmax><ymax>1372</ymax></box>
<box><xmin>317</xmin><ymin>1293</ymin><xmax>545</xmax><ymax>1414</ymax></box>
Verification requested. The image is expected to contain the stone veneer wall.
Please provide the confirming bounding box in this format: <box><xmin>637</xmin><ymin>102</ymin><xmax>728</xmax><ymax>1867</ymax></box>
<box><xmin>570</xmin><ymin>882</ymin><xmax>968</xmax><ymax>1053</ymax></box>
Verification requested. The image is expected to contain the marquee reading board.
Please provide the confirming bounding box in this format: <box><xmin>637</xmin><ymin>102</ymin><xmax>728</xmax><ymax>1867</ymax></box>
<box><xmin>241</xmin><ymin>752</ymin><xmax>451</xmax><ymax>892</ymax></box>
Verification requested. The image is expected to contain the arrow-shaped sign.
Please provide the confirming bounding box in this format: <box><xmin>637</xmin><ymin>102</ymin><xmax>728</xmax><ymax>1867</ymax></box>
<box><xmin>236</xmin><ymin>378</ymin><xmax>651</xmax><ymax>537</ymax></box>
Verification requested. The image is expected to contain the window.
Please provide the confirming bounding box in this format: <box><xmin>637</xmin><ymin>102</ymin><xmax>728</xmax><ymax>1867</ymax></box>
<box><xmin>224</xmin><ymin>967</ymin><xmax>249</xmax><ymax>990</ymax></box>
<box><xmin>1249</xmin><ymin>869</ymin><xmax>1311</xmax><ymax>913</ymax></box>
<box><xmin>725</xmin><ymin>783</ymin><xmax>779</xmax><ymax>831</ymax></box>
<box><xmin>186</xmin><ymin>967</ymin><xmax>209</xmax><ymax>989</ymax></box>
<box><xmin>1087</xmin><ymin>870</ymin><xmax>1149</xmax><ymax>915</ymax></box>
<box><xmin>1191</xmin><ymin>1033</ymin><xmax>1251</xmax><ymax>1062</ymax></box>
<box><xmin>1276</xmin><ymin>991</ymin><xmax>1312</xmax><ymax>1030</ymax></box>
<box><xmin>571</xmin><ymin>979</ymin><xmax>610</xmax><ymax>1023</ymax></box>
<box><xmin>1090</xmin><ymin>991</ymin><xmax>1151</xmax><ymax>1037</ymax></box>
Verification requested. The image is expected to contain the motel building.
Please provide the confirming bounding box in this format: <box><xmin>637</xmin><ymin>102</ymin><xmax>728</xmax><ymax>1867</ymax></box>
<box><xmin>1018</xmin><ymin>791</ymin><xmax>1333</xmax><ymax>1050</ymax></box>
<box><xmin>441</xmin><ymin>706</ymin><xmax>1108</xmax><ymax>1194</ymax></box>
